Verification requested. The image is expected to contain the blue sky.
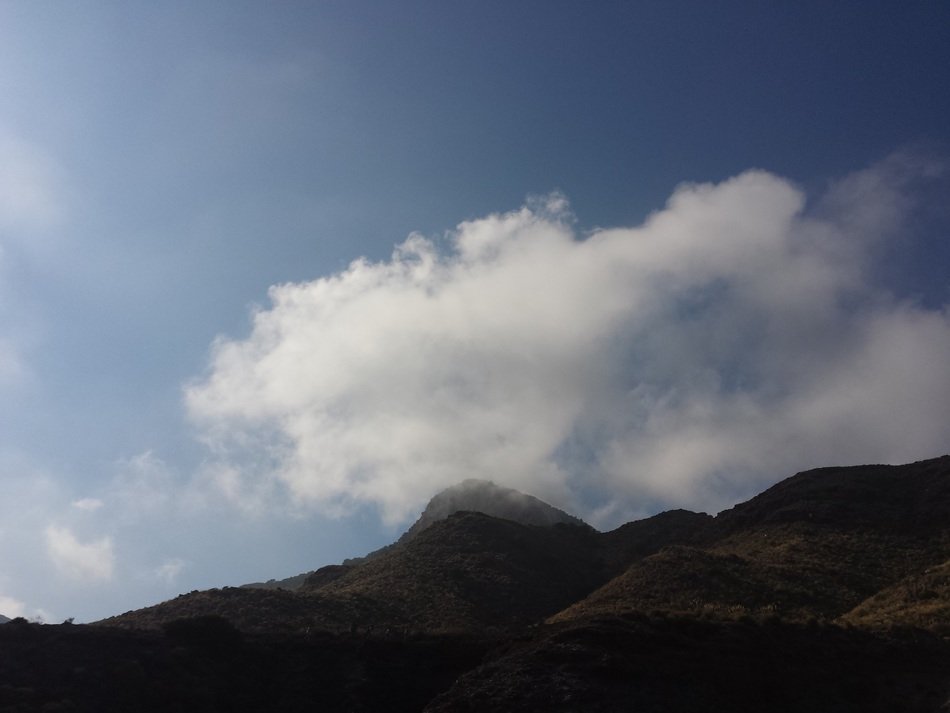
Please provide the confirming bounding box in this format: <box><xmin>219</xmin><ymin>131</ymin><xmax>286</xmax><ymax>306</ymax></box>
<box><xmin>0</xmin><ymin>1</ymin><xmax>948</xmax><ymax>622</ymax></box>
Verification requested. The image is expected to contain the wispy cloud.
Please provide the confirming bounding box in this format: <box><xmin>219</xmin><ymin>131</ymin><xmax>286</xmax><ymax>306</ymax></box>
<box><xmin>0</xmin><ymin>129</ymin><xmax>70</xmax><ymax>394</ymax></box>
<box><xmin>154</xmin><ymin>558</ymin><xmax>186</xmax><ymax>586</ymax></box>
<box><xmin>71</xmin><ymin>497</ymin><xmax>104</xmax><ymax>512</ymax></box>
<box><xmin>107</xmin><ymin>450</ymin><xmax>175</xmax><ymax>517</ymax></box>
<box><xmin>45</xmin><ymin>526</ymin><xmax>114</xmax><ymax>582</ymax></box>
<box><xmin>186</xmin><ymin>153</ymin><xmax>950</xmax><ymax>525</ymax></box>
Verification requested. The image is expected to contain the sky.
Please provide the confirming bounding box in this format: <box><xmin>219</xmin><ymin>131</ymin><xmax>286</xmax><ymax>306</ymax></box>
<box><xmin>0</xmin><ymin>1</ymin><xmax>949</xmax><ymax>623</ymax></box>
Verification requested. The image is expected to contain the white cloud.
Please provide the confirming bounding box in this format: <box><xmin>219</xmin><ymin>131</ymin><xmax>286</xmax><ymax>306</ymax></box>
<box><xmin>45</xmin><ymin>526</ymin><xmax>114</xmax><ymax>582</ymax></box>
<box><xmin>71</xmin><ymin>497</ymin><xmax>104</xmax><ymax>512</ymax></box>
<box><xmin>186</xmin><ymin>154</ymin><xmax>950</xmax><ymax>525</ymax></box>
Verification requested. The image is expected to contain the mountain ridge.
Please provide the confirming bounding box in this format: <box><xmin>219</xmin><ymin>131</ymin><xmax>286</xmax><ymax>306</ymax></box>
<box><xmin>102</xmin><ymin>455</ymin><xmax>950</xmax><ymax>637</ymax></box>
<box><xmin>89</xmin><ymin>455</ymin><xmax>950</xmax><ymax>711</ymax></box>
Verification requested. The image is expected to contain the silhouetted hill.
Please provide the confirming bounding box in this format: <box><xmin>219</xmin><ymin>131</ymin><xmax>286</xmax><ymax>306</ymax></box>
<box><xmin>0</xmin><ymin>618</ymin><xmax>491</xmax><ymax>712</ymax></box>
<box><xmin>424</xmin><ymin>614</ymin><xmax>950</xmax><ymax>713</ymax></box>
<box><xmin>713</xmin><ymin>455</ymin><xmax>950</xmax><ymax>535</ymax></box>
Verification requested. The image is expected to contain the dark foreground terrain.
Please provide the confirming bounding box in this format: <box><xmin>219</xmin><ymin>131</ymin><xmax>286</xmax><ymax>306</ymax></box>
<box><xmin>0</xmin><ymin>614</ymin><xmax>947</xmax><ymax>712</ymax></box>
<box><xmin>0</xmin><ymin>617</ymin><xmax>490</xmax><ymax>713</ymax></box>
<box><xmin>2</xmin><ymin>457</ymin><xmax>950</xmax><ymax>711</ymax></box>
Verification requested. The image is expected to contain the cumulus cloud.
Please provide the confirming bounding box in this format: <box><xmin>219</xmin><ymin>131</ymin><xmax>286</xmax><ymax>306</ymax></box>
<box><xmin>186</xmin><ymin>154</ymin><xmax>950</xmax><ymax>525</ymax></box>
<box><xmin>45</xmin><ymin>526</ymin><xmax>114</xmax><ymax>582</ymax></box>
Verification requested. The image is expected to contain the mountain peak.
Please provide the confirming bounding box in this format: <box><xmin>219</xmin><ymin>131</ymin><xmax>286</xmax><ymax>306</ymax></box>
<box><xmin>399</xmin><ymin>480</ymin><xmax>587</xmax><ymax>543</ymax></box>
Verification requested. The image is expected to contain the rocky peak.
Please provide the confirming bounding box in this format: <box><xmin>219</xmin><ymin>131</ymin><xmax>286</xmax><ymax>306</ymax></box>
<box><xmin>398</xmin><ymin>479</ymin><xmax>587</xmax><ymax>544</ymax></box>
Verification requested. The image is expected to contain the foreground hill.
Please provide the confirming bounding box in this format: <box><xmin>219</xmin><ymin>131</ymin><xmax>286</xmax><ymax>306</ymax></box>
<box><xmin>424</xmin><ymin>615</ymin><xmax>950</xmax><ymax>713</ymax></box>
<box><xmin>0</xmin><ymin>618</ymin><xmax>490</xmax><ymax>713</ymax></box>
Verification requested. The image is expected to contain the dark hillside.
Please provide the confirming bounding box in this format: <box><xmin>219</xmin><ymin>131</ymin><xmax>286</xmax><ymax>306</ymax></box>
<box><xmin>104</xmin><ymin>513</ymin><xmax>606</xmax><ymax>634</ymax></box>
<box><xmin>599</xmin><ymin>509</ymin><xmax>712</xmax><ymax>575</ymax></box>
<box><xmin>310</xmin><ymin>512</ymin><xmax>604</xmax><ymax>632</ymax></box>
<box><xmin>0</xmin><ymin>618</ymin><xmax>490</xmax><ymax>712</ymax></box>
<box><xmin>551</xmin><ymin>545</ymin><xmax>834</xmax><ymax>624</ymax></box>
<box><xmin>554</xmin><ymin>457</ymin><xmax>950</xmax><ymax>626</ymax></box>
<box><xmin>841</xmin><ymin>558</ymin><xmax>950</xmax><ymax>634</ymax></box>
<box><xmin>425</xmin><ymin>615</ymin><xmax>950</xmax><ymax>713</ymax></box>
<box><xmin>713</xmin><ymin>456</ymin><xmax>950</xmax><ymax>535</ymax></box>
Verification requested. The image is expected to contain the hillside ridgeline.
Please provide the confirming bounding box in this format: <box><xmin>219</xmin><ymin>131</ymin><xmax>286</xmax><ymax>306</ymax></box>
<box><xmin>86</xmin><ymin>456</ymin><xmax>950</xmax><ymax>711</ymax></box>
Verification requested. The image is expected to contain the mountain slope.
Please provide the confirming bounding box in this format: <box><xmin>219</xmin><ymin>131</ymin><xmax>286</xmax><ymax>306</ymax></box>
<box><xmin>554</xmin><ymin>456</ymin><xmax>950</xmax><ymax>626</ymax></box>
<box><xmin>306</xmin><ymin>512</ymin><xmax>603</xmax><ymax>632</ymax></box>
<box><xmin>550</xmin><ymin>545</ymin><xmax>829</xmax><ymax>624</ymax></box>
<box><xmin>840</xmin><ymin>558</ymin><xmax>950</xmax><ymax>634</ymax></box>
<box><xmin>105</xmin><ymin>513</ymin><xmax>604</xmax><ymax>634</ymax></box>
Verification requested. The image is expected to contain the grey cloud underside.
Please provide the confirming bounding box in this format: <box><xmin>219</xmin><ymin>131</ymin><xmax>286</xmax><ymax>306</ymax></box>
<box><xmin>186</xmin><ymin>155</ymin><xmax>950</xmax><ymax>526</ymax></box>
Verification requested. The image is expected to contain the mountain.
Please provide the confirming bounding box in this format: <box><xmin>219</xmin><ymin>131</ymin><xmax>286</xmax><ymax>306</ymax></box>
<box><xmin>102</xmin><ymin>483</ymin><xmax>698</xmax><ymax>634</ymax></box>
<box><xmin>396</xmin><ymin>479</ymin><xmax>586</xmax><ymax>542</ymax></box>
<box><xmin>103</xmin><ymin>457</ymin><xmax>950</xmax><ymax>635</ymax></box>
<box><xmin>300</xmin><ymin>511</ymin><xmax>603</xmax><ymax>632</ymax></box>
<box><xmin>87</xmin><ymin>455</ymin><xmax>950</xmax><ymax>711</ymax></box>
<box><xmin>0</xmin><ymin>614</ymin><xmax>9</xmax><ymax>624</ymax></box>
<box><xmin>241</xmin><ymin>479</ymin><xmax>587</xmax><ymax>591</ymax></box>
